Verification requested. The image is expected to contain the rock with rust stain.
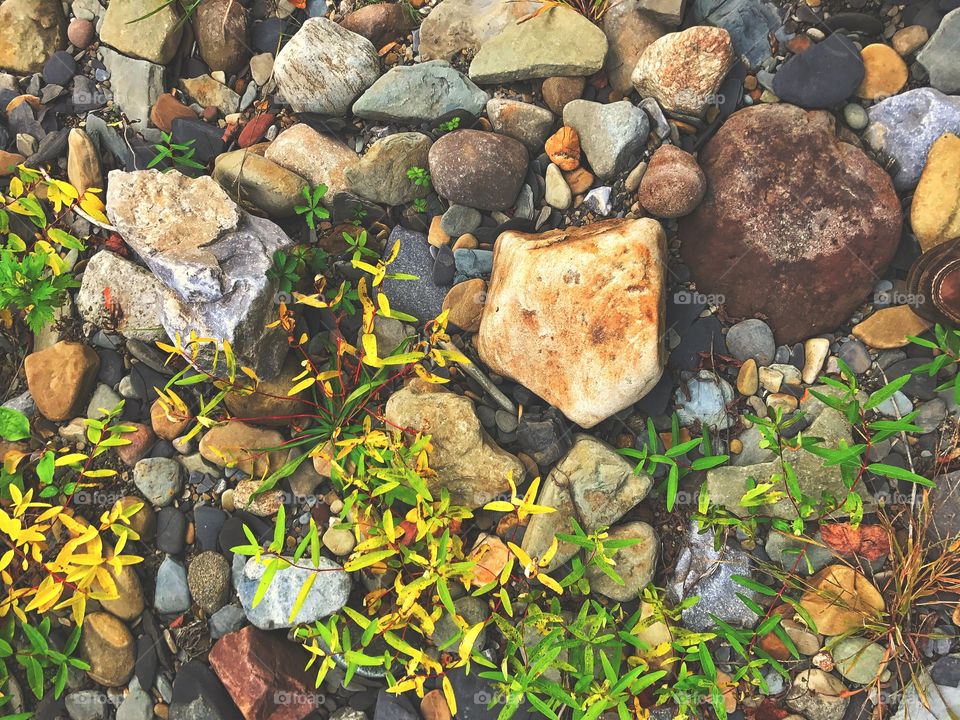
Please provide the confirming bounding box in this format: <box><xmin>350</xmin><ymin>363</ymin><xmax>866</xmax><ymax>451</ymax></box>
<box><xmin>478</xmin><ymin>218</ymin><xmax>666</xmax><ymax>428</ymax></box>
<box><xmin>678</xmin><ymin>104</ymin><xmax>902</xmax><ymax>344</ymax></box>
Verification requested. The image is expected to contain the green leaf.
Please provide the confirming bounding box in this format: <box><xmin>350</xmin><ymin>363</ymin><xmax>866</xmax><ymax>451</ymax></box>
<box><xmin>868</xmin><ymin>463</ymin><xmax>934</xmax><ymax>487</ymax></box>
<box><xmin>0</xmin><ymin>407</ymin><xmax>29</xmax><ymax>441</ymax></box>
<box><xmin>864</xmin><ymin>374</ymin><xmax>911</xmax><ymax>410</ymax></box>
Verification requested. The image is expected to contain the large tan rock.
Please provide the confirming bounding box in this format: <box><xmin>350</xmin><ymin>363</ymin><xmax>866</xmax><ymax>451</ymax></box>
<box><xmin>100</xmin><ymin>0</ymin><xmax>183</xmax><ymax>65</ymax></box>
<box><xmin>264</xmin><ymin>124</ymin><xmax>359</xmax><ymax>206</ymax></box>
<box><xmin>384</xmin><ymin>381</ymin><xmax>523</xmax><ymax>508</ymax></box>
<box><xmin>631</xmin><ymin>25</ymin><xmax>735</xmax><ymax>117</ymax></box>
<box><xmin>24</xmin><ymin>341</ymin><xmax>100</xmax><ymax>421</ymax></box>
<box><xmin>0</xmin><ymin>0</ymin><xmax>67</xmax><ymax>75</ymax></box>
<box><xmin>419</xmin><ymin>0</ymin><xmax>541</xmax><ymax>61</ymax></box>
<box><xmin>478</xmin><ymin>218</ymin><xmax>666</xmax><ymax>428</ymax></box>
<box><xmin>799</xmin><ymin>565</ymin><xmax>884</xmax><ymax>636</ymax></box>
<box><xmin>80</xmin><ymin>613</ymin><xmax>135</xmax><ymax>687</ymax></box>
<box><xmin>67</xmin><ymin>129</ymin><xmax>102</xmax><ymax>196</ymax></box>
<box><xmin>199</xmin><ymin>422</ymin><xmax>287</xmax><ymax>478</ymax></box>
<box><xmin>912</xmin><ymin>132</ymin><xmax>960</xmax><ymax>252</ymax></box>
<box><xmin>223</xmin><ymin>357</ymin><xmax>310</xmax><ymax>427</ymax></box>
<box><xmin>602</xmin><ymin>1</ymin><xmax>666</xmax><ymax>94</ymax></box>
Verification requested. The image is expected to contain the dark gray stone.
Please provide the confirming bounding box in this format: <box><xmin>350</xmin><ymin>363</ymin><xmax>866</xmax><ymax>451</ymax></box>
<box><xmin>379</xmin><ymin>226</ymin><xmax>449</xmax><ymax>322</ymax></box>
<box><xmin>772</xmin><ymin>33</ymin><xmax>864</xmax><ymax>108</ymax></box>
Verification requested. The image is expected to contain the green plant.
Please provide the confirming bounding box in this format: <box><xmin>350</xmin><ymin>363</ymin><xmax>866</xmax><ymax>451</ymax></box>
<box><xmin>129</xmin><ymin>0</ymin><xmax>203</xmax><ymax>32</ymax></box>
<box><xmin>411</xmin><ymin>198</ymin><xmax>427</xmax><ymax>214</ymax></box>
<box><xmin>406</xmin><ymin>166</ymin><xmax>430</xmax><ymax>188</ymax></box>
<box><xmin>0</xmin><ymin>617</ymin><xmax>87</xmax><ymax>710</ymax></box>
<box><xmin>437</xmin><ymin>117</ymin><xmax>461</xmax><ymax>133</ymax></box>
<box><xmin>267</xmin><ymin>246</ymin><xmax>330</xmax><ymax>296</ymax></box>
<box><xmin>148</xmin><ymin>132</ymin><xmax>205</xmax><ymax>172</ymax></box>
<box><xmin>294</xmin><ymin>184</ymin><xmax>332</xmax><ymax>231</ymax></box>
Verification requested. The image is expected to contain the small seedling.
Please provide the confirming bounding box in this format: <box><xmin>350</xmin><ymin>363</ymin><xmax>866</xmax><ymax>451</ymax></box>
<box><xmin>437</xmin><ymin>117</ymin><xmax>461</xmax><ymax>133</ymax></box>
<box><xmin>148</xmin><ymin>132</ymin><xmax>205</xmax><ymax>172</ymax></box>
<box><xmin>406</xmin><ymin>166</ymin><xmax>431</xmax><ymax>188</ymax></box>
<box><xmin>294</xmin><ymin>184</ymin><xmax>332</xmax><ymax>230</ymax></box>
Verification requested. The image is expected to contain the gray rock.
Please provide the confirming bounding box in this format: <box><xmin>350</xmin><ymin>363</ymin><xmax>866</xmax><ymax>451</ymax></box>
<box><xmin>522</xmin><ymin>434</ymin><xmax>653</xmax><ymax>570</ymax></box>
<box><xmin>97</xmin><ymin>47</ymin><xmax>164</xmax><ymax>130</ymax></box>
<box><xmin>675</xmin><ymin>370</ymin><xmax>735</xmax><ymax>429</ymax></box>
<box><xmin>864</xmin><ymin>88</ymin><xmax>960</xmax><ymax>190</ymax></box>
<box><xmin>843</xmin><ymin>103</ymin><xmax>869</xmax><ymax>131</ymax></box>
<box><xmin>209</xmin><ymin>604</ymin><xmax>245</xmax><ymax>639</ymax></box>
<box><xmin>100</xmin><ymin>0</ymin><xmax>182</xmax><ymax>65</ymax></box>
<box><xmin>116</xmin><ymin>678</ymin><xmax>153</xmax><ymax>720</ymax></box>
<box><xmin>764</xmin><ymin>530</ymin><xmax>835</xmax><ymax>575</ymax></box>
<box><xmin>602</xmin><ymin>0</ymin><xmax>667</xmax><ymax>93</ymax></box>
<box><xmin>725</xmin><ymin>318</ymin><xmax>776</xmax><ymax>364</ymax></box>
<box><xmin>235</xmin><ymin>555</ymin><xmax>350</xmax><ymax>630</ymax></box>
<box><xmin>832</xmin><ymin>636</ymin><xmax>890</xmax><ymax>684</ymax></box>
<box><xmin>669</xmin><ymin>521</ymin><xmax>759</xmax><ymax>631</ymax></box>
<box><xmin>468</xmin><ymin>7</ymin><xmax>608</xmax><ymax>83</ymax></box>
<box><xmin>273</xmin><ymin>17</ymin><xmax>379</xmax><ymax>115</ymax></box>
<box><xmin>688</xmin><ymin>0</ymin><xmax>780</xmax><ymax>67</ymax></box>
<box><xmin>76</xmin><ymin>251</ymin><xmax>167</xmax><ymax>342</ymax></box>
<box><xmin>378</xmin><ymin>225</ymin><xmax>449</xmax><ymax>322</ymax></box>
<box><xmin>66</xmin><ymin>690</ymin><xmax>109</xmax><ymax>720</ymax></box>
<box><xmin>187</xmin><ymin>551</ymin><xmax>231</xmax><ymax>614</ymax></box>
<box><xmin>106</xmin><ymin>170</ymin><xmax>293</xmax><ymax>377</ymax></box>
<box><xmin>86</xmin><ymin>383</ymin><xmax>123</xmax><ymax>419</ymax></box>
<box><xmin>418</xmin><ymin>0</ymin><xmax>540</xmax><ymax>61</ymax></box>
<box><xmin>155</xmin><ymin>556</ymin><xmax>191</xmax><ymax>614</ymax></box>
<box><xmin>837</xmin><ymin>338</ymin><xmax>871</xmax><ymax>374</ymax></box>
<box><xmin>440</xmin><ymin>204</ymin><xmax>482</xmax><ymax>237</ymax></box>
<box><xmin>585</xmin><ymin>522</ymin><xmax>659</xmax><ymax>601</ymax></box>
<box><xmin>786</xmin><ymin>669</ymin><xmax>849</xmax><ymax>720</ymax></box>
<box><xmin>893</xmin><ymin>654</ymin><xmax>960</xmax><ymax>720</ymax></box>
<box><xmin>431</xmin><ymin>596</ymin><xmax>489</xmax><ymax>650</ymax></box>
<box><xmin>133</xmin><ymin>457</ymin><xmax>182</xmax><ymax>507</ymax></box>
<box><xmin>353</xmin><ymin>60</ymin><xmax>488</xmax><ymax>124</ymax></box>
<box><xmin>876</xmin><ymin>390</ymin><xmax>913</xmax><ymax>417</ymax></box>
<box><xmin>916</xmin><ymin>399</ymin><xmax>948</xmax><ymax>434</ymax></box>
<box><xmin>918</xmin><ymin>8</ymin><xmax>960</xmax><ymax>94</ymax></box>
<box><xmin>562</xmin><ymin>100</ymin><xmax>649</xmax><ymax>179</ymax></box>
<box><xmin>486</xmin><ymin>98</ymin><xmax>555</xmax><ymax>152</ymax></box>
<box><xmin>344</xmin><ymin>132</ymin><xmax>432</xmax><ymax>206</ymax></box>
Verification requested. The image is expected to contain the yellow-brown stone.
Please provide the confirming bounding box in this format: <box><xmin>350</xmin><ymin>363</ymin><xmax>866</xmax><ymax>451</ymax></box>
<box><xmin>857</xmin><ymin>44</ymin><xmax>908</xmax><ymax>100</ymax></box>
<box><xmin>912</xmin><ymin>133</ymin><xmax>960</xmax><ymax>252</ymax></box>
<box><xmin>852</xmin><ymin>306</ymin><xmax>932</xmax><ymax>349</ymax></box>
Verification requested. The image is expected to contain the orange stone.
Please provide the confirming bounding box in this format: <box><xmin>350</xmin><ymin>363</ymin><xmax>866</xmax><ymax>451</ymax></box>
<box><xmin>545</xmin><ymin>126</ymin><xmax>581</xmax><ymax>171</ymax></box>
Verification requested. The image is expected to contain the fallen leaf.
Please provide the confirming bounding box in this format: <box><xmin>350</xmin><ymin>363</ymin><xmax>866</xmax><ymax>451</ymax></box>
<box><xmin>819</xmin><ymin>522</ymin><xmax>890</xmax><ymax>561</ymax></box>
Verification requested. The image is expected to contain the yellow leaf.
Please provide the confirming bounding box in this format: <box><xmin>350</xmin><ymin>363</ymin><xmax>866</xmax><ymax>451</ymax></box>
<box><xmin>442</xmin><ymin>676</ymin><xmax>458</xmax><ymax>716</ymax></box>
<box><xmin>538</xmin><ymin>572</ymin><xmax>563</xmax><ymax>595</ymax></box>
<box><xmin>458</xmin><ymin>621</ymin><xmax>484</xmax><ymax>663</ymax></box>
<box><xmin>508</xmin><ymin>542</ymin><xmax>532</xmax><ymax>569</ymax></box>
<box><xmin>288</xmin><ymin>376</ymin><xmax>316</xmax><ymax>396</ymax></box>
<box><xmin>483</xmin><ymin>501</ymin><xmax>516</xmax><ymax>513</ymax></box>
<box><xmin>55</xmin><ymin>453</ymin><xmax>88</xmax><ymax>467</ymax></box>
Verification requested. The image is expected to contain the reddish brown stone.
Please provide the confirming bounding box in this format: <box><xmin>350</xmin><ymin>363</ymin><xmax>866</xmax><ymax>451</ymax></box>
<box><xmin>209</xmin><ymin>626</ymin><xmax>318</xmax><ymax>720</ymax></box>
<box><xmin>678</xmin><ymin>104</ymin><xmax>902</xmax><ymax>344</ymax></box>
<box><xmin>24</xmin><ymin>341</ymin><xmax>100</xmax><ymax>421</ymax></box>
<box><xmin>238</xmin><ymin>113</ymin><xmax>275</xmax><ymax>148</ymax></box>
<box><xmin>151</xmin><ymin>94</ymin><xmax>198</xmax><ymax>133</ymax></box>
<box><xmin>541</xmin><ymin>76</ymin><xmax>585</xmax><ymax>114</ymax></box>
<box><xmin>115</xmin><ymin>422</ymin><xmax>156</xmax><ymax>466</ymax></box>
<box><xmin>340</xmin><ymin>3</ymin><xmax>414</xmax><ymax>47</ymax></box>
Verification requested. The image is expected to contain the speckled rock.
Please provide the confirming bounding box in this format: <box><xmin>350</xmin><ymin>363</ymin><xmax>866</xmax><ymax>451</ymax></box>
<box><xmin>418</xmin><ymin>0</ymin><xmax>540</xmax><ymax>61</ymax></box>
<box><xmin>344</xmin><ymin>132</ymin><xmax>432</xmax><ymax>207</ymax></box>
<box><xmin>0</xmin><ymin>0</ymin><xmax>67</xmax><ymax>74</ymax></box>
<box><xmin>601</xmin><ymin>0</ymin><xmax>666</xmax><ymax>94</ymax></box>
<box><xmin>679</xmin><ymin>103</ymin><xmax>902</xmax><ymax>344</ymax></box>
<box><xmin>637</xmin><ymin>144</ymin><xmax>705</xmax><ymax>217</ymax></box>
<box><xmin>264</xmin><ymin>124</ymin><xmax>358</xmax><ymax>205</ymax></box>
<box><xmin>429</xmin><ymin>130</ymin><xmax>528</xmax><ymax>211</ymax></box>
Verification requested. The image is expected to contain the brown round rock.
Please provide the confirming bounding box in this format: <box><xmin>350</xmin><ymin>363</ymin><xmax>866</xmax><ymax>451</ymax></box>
<box><xmin>638</xmin><ymin>144</ymin><xmax>706</xmax><ymax>217</ymax></box>
<box><xmin>150</xmin><ymin>93</ymin><xmax>198</xmax><ymax>134</ymax></box>
<box><xmin>193</xmin><ymin>0</ymin><xmax>250</xmax><ymax>74</ymax></box>
<box><xmin>24</xmin><ymin>341</ymin><xmax>100</xmax><ymax>422</ymax></box>
<box><xmin>80</xmin><ymin>612</ymin><xmax>135</xmax><ymax>687</ymax></box>
<box><xmin>428</xmin><ymin>130</ymin><xmax>528</xmax><ymax>212</ymax></box>
<box><xmin>678</xmin><ymin>104</ymin><xmax>902</xmax><ymax>344</ymax></box>
<box><xmin>67</xmin><ymin>18</ymin><xmax>95</xmax><ymax>49</ymax></box>
<box><xmin>340</xmin><ymin>3</ymin><xmax>414</xmax><ymax>47</ymax></box>
<box><xmin>442</xmin><ymin>278</ymin><xmax>487</xmax><ymax>332</ymax></box>
<box><xmin>541</xmin><ymin>76</ymin><xmax>586</xmax><ymax>114</ymax></box>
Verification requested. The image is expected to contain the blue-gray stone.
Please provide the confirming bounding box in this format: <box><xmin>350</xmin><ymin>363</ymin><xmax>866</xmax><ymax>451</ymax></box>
<box><xmin>772</xmin><ymin>33</ymin><xmax>864</xmax><ymax>109</ymax></box>
<box><xmin>689</xmin><ymin>0</ymin><xmax>781</xmax><ymax>68</ymax></box>
<box><xmin>209</xmin><ymin>604</ymin><xmax>246</xmax><ymax>639</ymax></box>
<box><xmin>453</xmin><ymin>249</ymin><xmax>493</xmax><ymax>279</ymax></box>
<box><xmin>918</xmin><ymin>7</ymin><xmax>960</xmax><ymax>94</ymax></box>
<box><xmin>864</xmin><ymin>88</ymin><xmax>960</xmax><ymax>190</ymax></box>
<box><xmin>154</xmin><ymin>556</ymin><xmax>191</xmax><ymax>614</ymax></box>
<box><xmin>379</xmin><ymin>226</ymin><xmax>449</xmax><ymax>322</ymax></box>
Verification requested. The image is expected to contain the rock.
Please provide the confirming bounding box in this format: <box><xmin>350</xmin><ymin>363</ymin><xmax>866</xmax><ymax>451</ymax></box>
<box><xmin>911</xmin><ymin>132</ymin><xmax>960</xmax><ymax>252</ymax></box>
<box><xmin>631</xmin><ymin>25</ymin><xmax>735</xmax><ymax>117</ymax></box>
<box><xmin>679</xmin><ymin>103</ymin><xmax>902</xmax><ymax>344</ymax></box>
<box><xmin>106</xmin><ymin>170</ymin><xmax>293</xmax><ymax>377</ymax></box>
<box><xmin>154</xmin><ymin>556</ymin><xmax>191</xmax><ymax>614</ymax></box>
<box><xmin>322</xmin><ymin>526</ymin><xmax>355</xmax><ymax>556</ymax></box>
<box><xmin>341</xmin><ymin>3</ymin><xmax>414</xmax><ymax>46</ymax></box>
<box><xmin>432</xmin><ymin>595</ymin><xmax>489</xmax><ymax>648</ymax></box>
<box><xmin>378</xmin><ymin>226</ymin><xmax>449</xmax><ymax>321</ymax></box>
<box><xmin>24</xmin><ymin>341</ymin><xmax>99</xmax><ymax>422</ymax></box>
<box><xmin>468</xmin><ymin>7</ymin><xmax>608</xmax><ymax>83</ymax></box>
<box><xmin>76</xmin><ymin>251</ymin><xmax>167</xmax><ymax>342</ymax></box>
<box><xmin>249</xmin><ymin>54</ymin><xmax>274</xmax><ymax>86</ymax></box>
<box><xmin>429</xmin><ymin>130</ymin><xmax>528</xmax><ymax>211</ymax></box>
<box><xmin>344</xmin><ymin>132</ymin><xmax>432</xmax><ymax>206</ymax></box>
<box><xmin>193</xmin><ymin>0</ymin><xmax>250</xmax><ymax>74</ymax></box>
<box><xmin>169</xmin><ymin>660</ymin><xmax>239</xmax><ymax>720</ymax></box>
<box><xmin>833</xmin><ymin>636</ymin><xmax>890</xmax><ymax>684</ymax></box>
<box><xmin>384</xmin><ymin>381</ymin><xmax>523</xmax><ymax>507</ymax></box>
<box><xmin>209</xmin><ymin>626</ymin><xmax>319</xmax><ymax>720</ymax></box>
<box><xmin>725</xmin><ymin>318</ymin><xmax>776</xmax><ymax>364</ymax></box>
<box><xmin>586</xmin><ymin>522</ymin><xmax>658</xmax><ymax>601</ymax></box>
<box><xmin>443</xmin><ymin>279</ymin><xmax>486</xmax><ymax>332</ymax></box>
<box><xmin>675</xmin><ymin>370</ymin><xmax>735</xmax><ymax>429</ymax></box>
<box><xmin>857</xmin><ymin>43</ymin><xmax>908</xmax><ymax>100</ymax></box>
<box><xmin>522</xmin><ymin>435</ymin><xmax>653</xmax><ymax>569</ymax></box>
<box><xmin>706</xmin><ymin>387</ymin><xmax>859</xmax><ymax>518</ymax></box>
<box><xmin>0</xmin><ymin>0</ymin><xmax>67</xmax><ymax>75</ymax></box>
<box><xmin>864</xmin><ymin>88</ymin><xmax>960</xmax><ymax>190</ymax></box>
<box><xmin>545</xmin><ymin>126</ymin><xmax>581</xmax><ymax>171</ymax></box>
<box><xmin>562</xmin><ymin>100</ymin><xmax>649</xmax><ymax>179</ymax></box>
<box><xmin>150</xmin><ymin>399</ymin><xmax>191</xmax><ymax>442</ymax></box>
<box><xmin>479</xmin><ymin>219</ymin><xmax>665</xmax><ymax>427</ymax></box>
<box><xmin>486</xmin><ymin>99</ymin><xmax>554</xmax><ymax>152</ymax></box>
<box><xmin>737</xmin><ymin>359</ymin><xmax>759</xmax><ymax>395</ymax></box>
<box><xmin>670</xmin><ymin>522</ymin><xmax>759</xmax><ymax>630</ymax></box>
<box><xmin>212</xmin><ymin>150</ymin><xmax>307</xmax><ymax>217</ymax></box>
<box><xmin>121</xmin><ymin>496</ymin><xmax>157</xmax><ymax>541</ymax></box>
<box><xmin>116</xmin><ymin>678</ymin><xmax>152</xmax><ymax>720</ymax></box>
<box><xmin>541</xmin><ymin>76</ymin><xmax>585</xmax><ymax>114</ymax></box>
<box><xmin>273</xmin><ymin>17</ymin><xmax>379</xmax><ymax>116</ymax></box>
<box><xmin>223</xmin><ymin>358</ymin><xmax>310</xmax><ymax>427</ymax></box>
<box><xmin>441</xmin><ymin>205</ymin><xmax>482</xmax><ymax>237</ymax></box>
<box><xmin>265</xmin><ymin>124</ymin><xmax>358</xmax><ymax>204</ymax></box>
<box><xmin>68</xmin><ymin>18</ymin><xmax>96</xmax><ymax>50</ymax></box>
<box><xmin>637</xmin><ymin>144</ymin><xmax>705</xmax><ymax>217</ymax></box>
<box><xmin>852</xmin><ymin>306</ymin><xmax>933</xmax><ymax>349</ymax></box>
<box><xmin>419</xmin><ymin>0</ymin><xmax>540</xmax><ymax>61</ymax></box>
<box><xmin>844</xmin><ymin>102</ymin><xmax>869</xmax><ymax>130</ymax></box>
<box><xmin>133</xmin><ymin>457</ymin><xmax>182</xmax><ymax>507</ymax></box>
<box><xmin>602</xmin><ymin>0</ymin><xmax>666</xmax><ymax>93</ymax></box>
<box><xmin>98</xmin><ymin>549</ymin><xmax>146</xmax><ymax>621</ymax></box>
<box><xmin>209</xmin><ymin>605</ymin><xmax>245</xmax><ymax>640</ymax></box>
<box><xmin>199</xmin><ymin>422</ymin><xmax>286</xmax><ymax>477</ymax></box>
<box><xmin>544</xmin><ymin>163</ymin><xmax>572</xmax><ymax>210</ymax></box>
<box><xmin>66</xmin><ymin>690</ymin><xmax>110</xmax><ymax>720</ymax></box>
<box><xmin>772</xmin><ymin>33</ymin><xmax>865</xmax><ymax>109</ymax></box>
<box><xmin>67</xmin><ymin>128</ymin><xmax>102</xmax><ymax>197</ymax></box>
<box><xmin>918</xmin><ymin>8</ymin><xmax>960</xmax><ymax>93</ymax></box>
<box><xmin>233</xmin><ymin>479</ymin><xmax>283</xmax><ymax>517</ymax></box>
<box><xmin>235</xmin><ymin>555</ymin><xmax>350</xmax><ymax>630</ymax></box>
<box><xmin>97</xmin><ymin>47</ymin><xmax>165</xmax><ymax>130</ymax></box>
<box><xmin>892</xmin><ymin>25</ymin><xmax>929</xmax><ymax>56</ymax></box>
<box><xmin>80</xmin><ymin>613</ymin><xmax>135</xmax><ymax>687</ymax></box>
<box><xmin>687</xmin><ymin>0</ymin><xmax>779</xmax><ymax>67</ymax></box>
<box><xmin>44</xmin><ymin>49</ymin><xmax>76</xmax><ymax>86</ymax></box>
<box><xmin>151</xmin><ymin>94</ymin><xmax>198</xmax><ymax>134</ymax></box>
<box><xmin>0</xmin><ymin>151</ymin><xmax>25</xmax><ymax>176</ymax></box>
<box><xmin>800</xmin><ymin>565</ymin><xmax>884</xmax><ymax>636</ymax></box>
<box><xmin>892</xmin><ymin>654</ymin><xmax>960</xmax><ymax>720</ymax></box>
<box><xmin>354</xmin><ymin>60</ymin><xmax>488</xmax><ymax>124</ymax></box>
<box><xmin>786</xmin><ymin>669</ymin><xmax>849</xmax><ymax>720</ymax></box>
<box><xmin>156</xmin><ymin>506</ymin><xmax>187</xmax><ymax>555</ymax></box>
<box><xmin>421</xmin><ymin>690</ymin><xmax>451</xmax><ymax>720</ymax></box>
<box><xmin>100</xmin><ymin>0</ymin><xmax>182</xmax><ymax>64</ymax></box>
<box><xmin>188</xmin><ymin>552</ymin><xmax>231</xmax><ymax>614</ymax></box>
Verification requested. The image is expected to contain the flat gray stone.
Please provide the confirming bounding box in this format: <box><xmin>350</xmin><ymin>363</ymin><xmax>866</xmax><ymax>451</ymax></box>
<box><xmin>918</xmin><ymin>8</ymin><xmax>960</xmax><ymax>94</ymax></box>
<box><xmin>76</xmin><ymin>251</ymin><xmax>167</xmax><ymax>342</ymax></box>
<box><xmin>154</xmin><ymin>557</ymin><xmax>191</xmax><ymax>614</ymax></box>
<box><xmin>133</xmin><ymin>457</ymin><xmax>182</xmax><ymax>507</ymax></box>
<box><xmin>563</xmin><ymin>99</ymin><xmax>649</xmax><ymax>178</ymax></box>
<box><xmin>97</xmin><ymin>46</ymin><xmax>164</xmax><ymax>130</ymax></box>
